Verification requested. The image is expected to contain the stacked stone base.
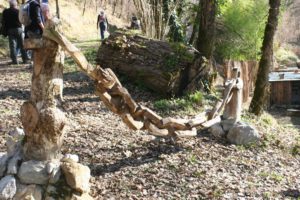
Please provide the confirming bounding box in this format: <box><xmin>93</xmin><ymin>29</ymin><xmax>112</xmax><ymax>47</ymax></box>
<box><xmin>0</xmin><ymin>128</ymin><xmax>93</xmax><ymax>200</ymax></box>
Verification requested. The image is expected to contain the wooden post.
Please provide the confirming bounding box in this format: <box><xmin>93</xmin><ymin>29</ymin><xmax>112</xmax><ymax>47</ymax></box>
<box><xmin>21</xmin><ymin>38</ymin><xmax>66</xmax><ymax>161</ymax></box>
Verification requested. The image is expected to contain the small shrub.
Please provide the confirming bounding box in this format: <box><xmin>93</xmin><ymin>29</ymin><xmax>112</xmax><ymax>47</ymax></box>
<box><xmin>188</xmin><ymin>91</ymin><xmax>203</xmax><ymax>105</ymax></box>
<box><xmin>153</xmin><ymin>91</ymin><xmax>204</xmax><ymax>114</ymax></box>
<box><xmin>291</xmin><ymin>145</ymin><xmax>300</xmax><ymax>156</ymax></box>
<box><xmin>153</xmin><ymin>99</ymin><xmax>170</xmax><ymax>112</ymax></box>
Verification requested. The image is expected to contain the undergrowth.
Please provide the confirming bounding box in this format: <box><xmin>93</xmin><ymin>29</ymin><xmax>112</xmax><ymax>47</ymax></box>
<box><xmin>242</xmin><ymin>111</ymin><xmax>300</xmax><ymax>155</ymax></box>
<box><xmin>153</xmin><ymin>91</ymin><xmax>218</xmax><ymax>116</ymax></box>
<box><xmin>64</xmin><ymin>39</ymin><xmax>99</xmax><ymax>73</ymax></box>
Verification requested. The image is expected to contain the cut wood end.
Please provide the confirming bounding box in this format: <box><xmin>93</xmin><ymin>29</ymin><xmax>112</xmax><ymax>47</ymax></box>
<box><xmin>121</xmin><ymin>113</ymin><xmax>144</xmax><ymax>130</ymax></box>
<box><xmin>174</xmin><ymin>128</ymin><xmax>197</xmax><ymax>137</ymax></box>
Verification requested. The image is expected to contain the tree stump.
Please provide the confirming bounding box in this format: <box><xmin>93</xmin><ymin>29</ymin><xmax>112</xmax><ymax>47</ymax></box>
<box><xmin>21</xmin><ymin>38</ymin><xmax>65</xmax><ymax>161</ymax></box>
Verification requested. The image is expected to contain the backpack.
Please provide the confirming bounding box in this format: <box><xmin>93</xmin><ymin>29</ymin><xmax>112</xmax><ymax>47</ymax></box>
<box><xmin>19</xmin><ymin>0</ymin><xmax>33</xmax><ymax>26</ymax></box>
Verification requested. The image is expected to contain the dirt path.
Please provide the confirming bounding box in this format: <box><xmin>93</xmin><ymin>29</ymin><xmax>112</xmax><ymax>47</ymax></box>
<box><xmin>0</xmin><ymin>58</ymin><xmax>300</xmax><ymax>199</ymax></box>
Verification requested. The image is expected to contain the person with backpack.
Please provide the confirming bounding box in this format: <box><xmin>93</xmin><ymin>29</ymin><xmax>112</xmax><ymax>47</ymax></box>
<box><xmin>2</xmin><ymin>0</ymin><xmax>29</xmax><ymax>64</ymax></box>
<box><xmin>24</xmin><ymin>0</ymin><xmax>44</xmax><ymax>38</ymax></box>
<box><xmin>97</xmin><ymin>10</ymin><xmax>108</xmax><ymax>40</ymax></box>
<box><xmin>130</xmin><ymin>16</ymin><xmax>141</xmax><ymax>30</ymax></box>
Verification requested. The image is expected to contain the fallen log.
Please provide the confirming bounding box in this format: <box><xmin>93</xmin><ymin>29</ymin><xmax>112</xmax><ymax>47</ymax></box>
<box><xmin>96</xmin><ymin>31</ymin><xmax>204</xmax><ymax>96</ymax></box>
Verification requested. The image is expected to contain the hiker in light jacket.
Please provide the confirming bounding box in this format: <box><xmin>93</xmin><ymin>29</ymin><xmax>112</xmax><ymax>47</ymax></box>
<box><xmin>97</xmin><ymin>10</ymin><xmax>108</xmax><ymax>40</ymax></box>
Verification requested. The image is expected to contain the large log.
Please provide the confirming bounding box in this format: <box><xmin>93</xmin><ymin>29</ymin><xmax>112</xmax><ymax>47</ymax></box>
<box><xmin>96</xmin><ymin>31</ymin><xmax>199</xmax><ymax>96</ymax></box>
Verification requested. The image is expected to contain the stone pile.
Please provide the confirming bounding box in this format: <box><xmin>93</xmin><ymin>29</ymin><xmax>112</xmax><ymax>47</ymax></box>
<box><xmin>0</xmin><ymin>128</ymin><xmax>93</xmax><ymax>200</ymax></box>
<box><xmin>209</xmin><ymin>121</ymin><xmax>261</xmax><ymax>145</ymax></box>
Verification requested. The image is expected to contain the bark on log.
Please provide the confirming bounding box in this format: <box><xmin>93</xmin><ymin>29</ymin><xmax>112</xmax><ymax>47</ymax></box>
<box><xmin>96</xmin><ymin>31</ymin><xmax>201</xmax><ymax>96</ymax></box>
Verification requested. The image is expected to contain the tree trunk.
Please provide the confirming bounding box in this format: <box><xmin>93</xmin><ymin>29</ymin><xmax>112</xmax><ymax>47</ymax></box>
<box><xmin>189</xmin><ymin>0</ymin><xmax>201</xmax><ymax>45</ymax></box>
<box><xmin>21</xmin><ymin>38</ymin><xmax>66</xmax><ymax>161</ymax></box>
<box><xmin>249</xmin><ymin>0</ymin><xmax>281</xmax><ymax>115</ymax></box>
<box><xmin>82</xmin><ymin>0</ymin><xmax>87</xmax><ymax>16</ymax></box>
<box><xmin>56</xmin><ymin>0</ymin><xmax>60</xmax><ymax>19</ymax></box>
<box><xmin>196</xmin><ymin>0</ymin><xmax>217</xmax><ymax>60</ymax></box>
<box><xmin>192</xmin><ymin>0</ymin><xmax>217</xmax><ymax>92</ymax></box>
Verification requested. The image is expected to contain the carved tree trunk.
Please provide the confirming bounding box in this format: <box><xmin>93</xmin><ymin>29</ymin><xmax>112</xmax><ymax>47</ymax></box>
<box><xmin>223</xmin><ymin>68</ymin><xmax>243</xmax><ymax>122</ymax></box>
<box><xmin>21</xmin><ymin>38</ymin><xmax>66</xmax><ymax>161</ymax></box>
<box><xmin>249</xmin><ymin>0</ymin><xmax>281</xmax><ymax>115</ymax></box>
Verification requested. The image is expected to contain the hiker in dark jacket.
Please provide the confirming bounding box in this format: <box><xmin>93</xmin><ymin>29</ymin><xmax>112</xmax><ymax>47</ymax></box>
<box><xmin>2</xmin><ymin>0</ymin><xmax>28</xmax><ymax>64</ymax></box>
<box><xmin>25</xmin><ymin>0</ymin><xmax>44</xmax><ymax>38</ymax></box>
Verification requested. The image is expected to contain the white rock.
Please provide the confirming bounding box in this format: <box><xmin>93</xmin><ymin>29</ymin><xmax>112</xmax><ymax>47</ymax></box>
<box><xmin>46</xmin><ymin>160</ymin><xmax>60</xmax><ymax>174</ymax></box>
<box><xmin>209</xmin><ymin>123</ymin><xmax>225</xmax><ymax>138</ymax></box>
<box><xmin>6</xmin><ymin>128</ymin><xmax>24</xmax><ymax>157</ymax></box>
<box><xmin>0</xmin><ymin>153</ymin><xmax>8</xmax><ymax>178</ymax></box>
<box><xmin>62</xmin><ymin>154</ymin><xmax>79</xmax><ymax>163</ymax></box>
<box><xmin>221</xmin><ymin>119</ymin><xmax>235</xmax><ymax>132</ymax></box>
<box><xmin>61</xmin><ymin>161</ymin><xmax>90</xmax><ymax>193</ymax></box>
<box><xmin>70</xmin><ymin>193</ymin><xmax>94</xmax><ymax>200</ymax></box>
<box><xmin>13</xmin><ymin>184</ymin><xmax>43</xmax><ymax>200</ymax></box>
<box><xmin>0</xmin><ymin>175</ymin><xmax>17</xmax><ymax>199</ymax></box>
<box><xmin>227</xmin><ymin>122</ymin><xmax>261</xmax><ymax>145</ymax></box>
<box><xmin>18</xmin><ymin>161</ymin><xmax>49</xmax><ymax>185</ymax></box>
<box><xmin>46</xmin><ymin>161</ymin><xmax>61</xmax><ymax>184</ymax></box>
<box><xmin>7</xmin><ymin>150</ymin><xmax>22</xmax><ymax>175</ymax></box>
<box><xmin>7</xmin><ymin>128</ymin><xmax>24</xmax><ymax>140</ymax></box>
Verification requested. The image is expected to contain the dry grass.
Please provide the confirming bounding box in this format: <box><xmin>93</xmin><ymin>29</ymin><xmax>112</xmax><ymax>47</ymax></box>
<box><xmin>47</xmin><ymin>0</ymin><xmax>129</xmax><ymax>41</ymax></box>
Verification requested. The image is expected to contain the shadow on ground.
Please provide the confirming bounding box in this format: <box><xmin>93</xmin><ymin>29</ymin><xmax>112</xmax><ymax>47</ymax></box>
<box><xmin>0</xmin><ymin>88</ymin><xmax>30</xmax><ymax>100</ymax></box>
<box><xmin>269</xmin><ymin>107</ymin><xmax>300</xmax><ymax>132</ymax></box>
<box><xmin>90</xmin><ymin>141</ymin><xmax>184</xmax><ymax>176</ymax></box>
<box><xmin>281</xmin><ymin>189</ymin><xmax>300</xmax><ymax>198</ymax></box>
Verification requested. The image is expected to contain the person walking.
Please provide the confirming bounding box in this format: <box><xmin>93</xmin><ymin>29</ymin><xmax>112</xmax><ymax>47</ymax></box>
<box><xmin>25</xmin><ymin>0</ymin><xmax>44</xmax><ymax>38</ymax></box>
<box><xmin>2</xmin><ymin>0</ymin><xmax>29</xmax><ymax>64</ymax></box>
<box><xmin>130</xmin><ymin>16</ymin><xmax>141</xmax><ymax>30</ymax></box>
<box><xmin>97</xmin><ymin>10</ymin><xmax>108</xmax><ymax>40</ymax></box>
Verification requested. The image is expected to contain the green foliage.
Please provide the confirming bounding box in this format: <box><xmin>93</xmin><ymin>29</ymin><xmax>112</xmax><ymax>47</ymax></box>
<box><xmin>162</xmin><ymin>42</ymin><xmax>194</xmax><ymax>72</ymax></box>
<box><xmin>168</xmin><ymin>12</ymin><xmax>185</xmax><ymax>42</ymax></box>
<box><xmin>153</xmin><ymin>90</ymin><xmax>204</xmax><ymax>114</ymax></box>
<box><xmin>291</xmin><ymin>137</ymin><xmax>300</xmax><ymax>156</ymax></box>
<box><xmin>215</xmin><ymin>0</ymin><xmax>269</xmax><ymax>60</ymax></box>
<box><xmin>162</xmin><ymin>0</ymin><xmax>188</xmax><ymax>42</ymax></box>
<box><xmin>65</xmin><ymin>40</ymin><xmax>99</xmax><ymax>72</ymax></box>
<box><xmin>170</xmin><ymin>42</ymin><xmax>194</xmax><ymax>62</ymax></box>
<box><xmin>188</xmin><ymin>91</ymin><xmax>203</xmax><ymax>104</ymax></box>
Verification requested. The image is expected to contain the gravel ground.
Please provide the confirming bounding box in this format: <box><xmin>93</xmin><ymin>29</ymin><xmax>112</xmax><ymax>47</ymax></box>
<box><xmin>0</xmin><ymin>60</ymin><xmax>299</xmax><ymax>199</ymax></box>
